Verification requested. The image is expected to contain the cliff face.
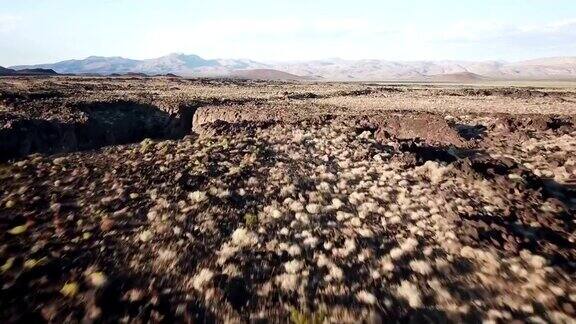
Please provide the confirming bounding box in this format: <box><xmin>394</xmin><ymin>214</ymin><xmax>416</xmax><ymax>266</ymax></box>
<box><xmin>0</xmin><ymin>101</ymin><xmax>183</xmax><ymax>161</ymax></box>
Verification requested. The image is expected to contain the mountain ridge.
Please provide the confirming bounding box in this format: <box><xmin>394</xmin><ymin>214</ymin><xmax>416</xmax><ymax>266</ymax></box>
<box><xmin>230</xmin><ymin>69</ymin><xmax>310</xmax><ymax>81</ymax></box>
<box><xmin>9</xmin><ymin>54</ymin><xmax>576</xmax><ymax>81</ymax></box>
<box><xmin>0</xmin><ymin>66</ymin><xmax>59</xmax><ymax>76</ymax></box>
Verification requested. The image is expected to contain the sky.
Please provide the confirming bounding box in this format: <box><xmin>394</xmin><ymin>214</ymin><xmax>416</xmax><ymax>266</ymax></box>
<box><xmin>1</xmin><ymin>0</ymin><xmax>576</xmax><ymax>66</ymax></box>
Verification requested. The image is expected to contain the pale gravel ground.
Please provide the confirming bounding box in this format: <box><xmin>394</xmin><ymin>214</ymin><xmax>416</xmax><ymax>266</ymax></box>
<box><xmin>485</xmin><ymin>132</ymin><xmax>576</xmax><ymax>185</ymax></box>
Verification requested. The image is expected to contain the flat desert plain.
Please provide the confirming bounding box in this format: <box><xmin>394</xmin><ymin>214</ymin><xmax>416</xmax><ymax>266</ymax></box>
<box><xmin>0</xmin><ymin>76</ymin><xmax>575</xmax><ymax>322</ymax></box>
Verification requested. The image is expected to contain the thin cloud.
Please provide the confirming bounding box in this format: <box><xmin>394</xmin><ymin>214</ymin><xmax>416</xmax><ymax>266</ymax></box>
<box><xmin>189</xmin><ymin>18</ymin><xmax>382</xmax><ymax>37</ymax></box>
<box><xmin>0</xmin><ymin>14</ymin><xmax>22</xmax><ymax>33</ymax></box>
<box><xmin>439</xmin><ymin>19</ymin><xmax>576</xmax><ymax>44</ymax></box>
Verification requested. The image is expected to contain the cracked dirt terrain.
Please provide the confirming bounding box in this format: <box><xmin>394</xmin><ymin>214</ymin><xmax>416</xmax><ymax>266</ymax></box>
<box><xmin>1</xmin><ymin>76</ymin><xmax>575</xmax><ymax>323</ymax></box>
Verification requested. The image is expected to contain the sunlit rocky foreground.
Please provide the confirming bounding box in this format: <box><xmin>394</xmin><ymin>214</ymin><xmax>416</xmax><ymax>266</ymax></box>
<box><xmin>1</xmin><ymin>77</ymin><xmax>575</xmax><ymax>322</ymax></box>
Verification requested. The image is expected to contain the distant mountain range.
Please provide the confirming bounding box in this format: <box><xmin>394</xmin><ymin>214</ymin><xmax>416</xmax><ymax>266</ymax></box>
<box><xmin>231</xmin><ymin>69</ymin><xmax>309</xmax><ymax>81</ymax></box>
<box><xmin>7</xmin><ymin>54</ymin><xmax>576</xmax><ymax>81</ymax></box>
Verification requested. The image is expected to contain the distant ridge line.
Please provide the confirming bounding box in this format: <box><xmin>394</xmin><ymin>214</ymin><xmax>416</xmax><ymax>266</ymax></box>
<box><xmin>8</xmin><ymin>54</ymin><xmax>576</xmax><ymax>81</ymax></box>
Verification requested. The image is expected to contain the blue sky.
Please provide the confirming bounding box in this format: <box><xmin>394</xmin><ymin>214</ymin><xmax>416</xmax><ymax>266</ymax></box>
<box><xmin>1</xmin><ymin>0</ymin><xmax>575</xmax><ymax>66</ymax></box>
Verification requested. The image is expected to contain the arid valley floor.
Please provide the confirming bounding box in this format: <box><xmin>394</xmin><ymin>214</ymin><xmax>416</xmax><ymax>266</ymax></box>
<box><xmin>0</xmin><ymin>76</ymin><xmax>575</xmax><ymax>323</ymax></box>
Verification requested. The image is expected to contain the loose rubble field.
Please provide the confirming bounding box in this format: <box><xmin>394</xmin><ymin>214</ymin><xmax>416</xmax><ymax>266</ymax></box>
<box><xmin>0</xmin><ymin>76</ymin><xmax>575</xmax><ymax>323</ymax></box>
